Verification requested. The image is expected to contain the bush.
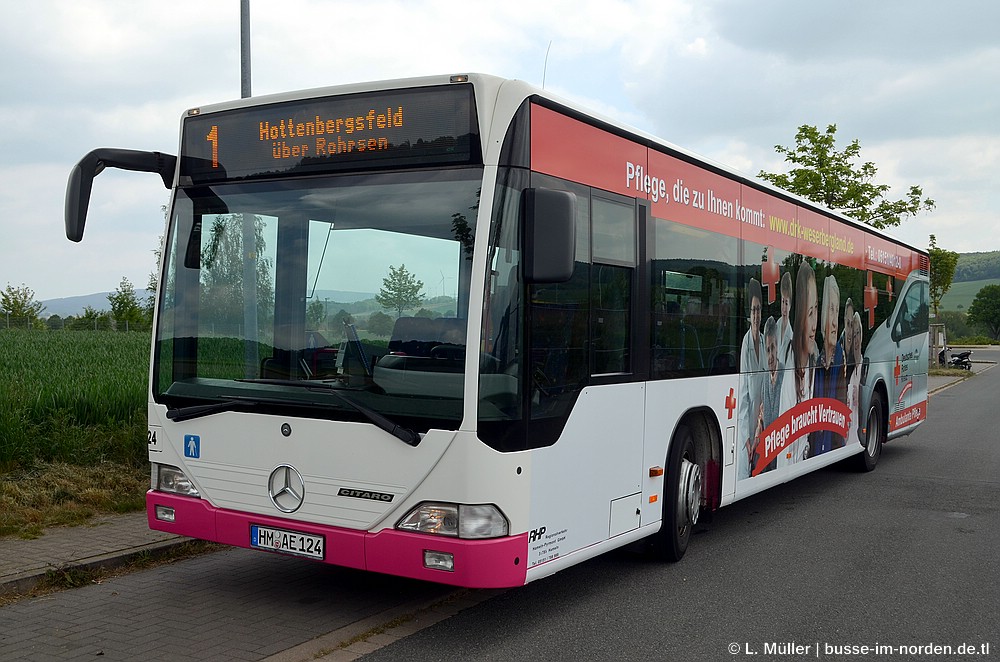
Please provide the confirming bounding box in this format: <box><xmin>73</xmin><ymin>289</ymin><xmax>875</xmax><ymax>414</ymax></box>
<box><xmin>948</xmin><ymin>335</ymin><xmax>998</xmax><ymax>346</ymax></box>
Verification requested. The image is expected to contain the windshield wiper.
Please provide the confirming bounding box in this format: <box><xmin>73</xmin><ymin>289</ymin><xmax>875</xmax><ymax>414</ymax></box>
<box><xmin>237</xmin><ymin>379</ymin><xmax>421</xmax><ymax>447</ymax></box>
<box><xmin>166</xmin><ymin>398</ymin><xmax>255</xmax><ymax>422</ymax></box>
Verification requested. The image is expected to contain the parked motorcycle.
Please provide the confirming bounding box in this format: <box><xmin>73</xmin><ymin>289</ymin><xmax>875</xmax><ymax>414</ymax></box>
<box><xmin>938</xmin><ymin>346</ymin><xmax>973</xmax><ymax>370</ymax></box>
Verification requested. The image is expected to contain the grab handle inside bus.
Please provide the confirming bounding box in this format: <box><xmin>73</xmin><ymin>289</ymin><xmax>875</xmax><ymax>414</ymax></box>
<box><xmin>522</xmin><ymin>188</ymin><xmax>576</xmax><ymax>284</ymax></box>
<box><xmin>65</xmin><ymin>148</ymin><xmax>177</xmax><ymax>242</ymax></box>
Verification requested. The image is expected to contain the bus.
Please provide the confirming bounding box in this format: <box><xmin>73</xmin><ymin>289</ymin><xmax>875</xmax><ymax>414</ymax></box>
<box><xmin>64</xmin><ymin>73</ymin><xmax>929</xmax><ymax>588</ymax></box>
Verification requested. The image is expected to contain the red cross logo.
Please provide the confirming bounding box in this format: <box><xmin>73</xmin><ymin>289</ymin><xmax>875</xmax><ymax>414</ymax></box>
<box><xmin>761</xmin><ymin>253</ymin><xmax>781</xmax><ymax>305</ymax></box>
<box><xmin>725</xmin><ymin>388</ymin><xmax>737</xmax><ymax>419</ymax></box>
<box><xmin>894</xmin><ymin>356</ymin><xmax>901</xmax><ymax>385</ymax></box>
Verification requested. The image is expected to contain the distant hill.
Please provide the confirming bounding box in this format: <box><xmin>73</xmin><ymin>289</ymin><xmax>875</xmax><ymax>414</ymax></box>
<box><xmin>40</xmin><ymin>289</ymin><xmax>374</xmax><ymax>318</ymax></box>
<box><xmin>940</xmin><ymin>278</ymin><xmax>1000</xmax><ymax>311</ymax></box>
<box><xmin>40</xmin><ymin>291</ymin><xmax>154</xmax><ymax>318</ymax></box>
<box><xmin>311</xmin><ymin>289</ymin><xmax>377</xmax><ymax>304</ymax></box>
<box><xmin>953</xmin><ymin>251</ymin><xmax>1000</xmax><ymax>282</ymax></box>
<box><xmin>938</xmin><ymin>251</ymin><xmax>1000</xmax><ymax>312</ymax></box>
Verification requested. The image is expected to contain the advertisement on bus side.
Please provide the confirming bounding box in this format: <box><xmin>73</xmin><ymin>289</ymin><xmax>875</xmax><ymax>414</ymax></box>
<box><xmin>737</xmin><ymin>266</ymin><xmax>928</xmax><ymax>481</ymax></box>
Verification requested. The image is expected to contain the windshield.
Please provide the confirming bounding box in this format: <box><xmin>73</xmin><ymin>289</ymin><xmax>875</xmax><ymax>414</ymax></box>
<box><xmin>155</xmin><ymin>168</ymin><xmax>482</xmax><ymax>432</ymax></box>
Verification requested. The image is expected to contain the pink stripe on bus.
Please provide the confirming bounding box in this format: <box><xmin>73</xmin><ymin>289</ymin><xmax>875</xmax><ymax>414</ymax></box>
<box><xmin>146</xmin><ymin>492</ymin><xmax>528</xmax><ymax>588</ymax></box>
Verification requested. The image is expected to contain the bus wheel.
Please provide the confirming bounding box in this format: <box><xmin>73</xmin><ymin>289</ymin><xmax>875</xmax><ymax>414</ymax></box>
<box><xmin>654</xmin><ymin>424</ymin><xmax>702</xmax><ymax>561</ymax></box>
<box><xmin>855</xmin><ymin>390</ymin><xmax>884</xmax><ymax>472</ymax></box>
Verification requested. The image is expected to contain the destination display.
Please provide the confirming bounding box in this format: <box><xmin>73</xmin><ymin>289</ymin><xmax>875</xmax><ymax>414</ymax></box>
<box><xmin>181</xmin><ymin>85</ymin><xmax>479</xmax><ymax>183</ymax></box>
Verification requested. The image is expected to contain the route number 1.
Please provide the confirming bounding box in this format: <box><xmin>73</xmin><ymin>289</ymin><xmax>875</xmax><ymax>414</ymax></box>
<box><xmin>206</xmin><ymin>125</ymin><xmax>219</xmax><ymax>168</ymax></box>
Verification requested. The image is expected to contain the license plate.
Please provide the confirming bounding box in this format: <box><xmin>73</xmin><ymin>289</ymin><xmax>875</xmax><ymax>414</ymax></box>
<box><xmin>250</xmin><ymin>524</ymin><xmax>325</xmax><ymax>560</ymax></box>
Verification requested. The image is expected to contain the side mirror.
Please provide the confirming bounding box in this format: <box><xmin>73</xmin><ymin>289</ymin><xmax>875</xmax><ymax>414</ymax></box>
<box><xmin>522</xmin><ymin>188</ymin><xmax>576</xmax><ymax>284</ymax></box>
<box><xmin>65</xmin><ymin>149</ymin><xmax>176</xmax><ymax>242</ymax></box>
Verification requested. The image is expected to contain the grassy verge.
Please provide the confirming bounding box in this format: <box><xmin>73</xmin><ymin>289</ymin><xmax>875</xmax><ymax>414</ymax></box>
<box><xmin>928</xmin><ymin>366</ymin><xmax>976</xmax><ymax>377</ymax></box>
<box><xmin>0</xmin><ymin>329</ymin><xmax>151</xmax><ymax>538</ymax></box>
<box><xmin>0</xmin><ymin>461</ymin><xmax>148</xmax><ymax>539</ymax></box>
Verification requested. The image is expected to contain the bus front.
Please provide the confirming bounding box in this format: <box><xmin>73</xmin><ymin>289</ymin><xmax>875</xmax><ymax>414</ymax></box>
<box><xmin>140</xmin><ymin>76</ymin><xmax>528</xmax><ymax>588</ymax></box>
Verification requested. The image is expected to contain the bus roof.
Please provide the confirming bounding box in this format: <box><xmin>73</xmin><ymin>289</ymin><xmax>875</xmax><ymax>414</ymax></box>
<box><xmin>181</xmin><ymin>72</ymin><xmax>924</xmax><ymax>256</ymax></box>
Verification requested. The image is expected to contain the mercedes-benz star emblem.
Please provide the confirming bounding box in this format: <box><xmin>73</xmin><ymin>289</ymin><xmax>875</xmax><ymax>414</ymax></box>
<box><xmin>268</xmin><ymin>464</ymin><xmax>306</xmax><ymax>513</ymax></box>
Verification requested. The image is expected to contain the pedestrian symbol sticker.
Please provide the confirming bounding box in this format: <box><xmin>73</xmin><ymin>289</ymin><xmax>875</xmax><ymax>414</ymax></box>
<box><xmin>184</xmin><ymin>434</ymin><xmax>201</xmax><ymax>459</ymax></box>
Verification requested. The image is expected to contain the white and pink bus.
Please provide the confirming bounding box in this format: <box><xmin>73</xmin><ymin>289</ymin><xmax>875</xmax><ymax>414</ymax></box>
<box><xmin>65</xmin><ymin>74</ymin><xmax>929</xmax><ymax>588</ymax></box>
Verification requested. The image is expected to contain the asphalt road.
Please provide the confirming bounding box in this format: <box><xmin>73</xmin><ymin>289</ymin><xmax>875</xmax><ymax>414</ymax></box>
<box><xmin>1</xmin><ymin>350</ymin><xmax>997</xmax><ymax>661</ymax></box>
<box><xmin>363</xmin><ymin>348</ymin><xmax>1000</xmax><ymax>661</ymax></box>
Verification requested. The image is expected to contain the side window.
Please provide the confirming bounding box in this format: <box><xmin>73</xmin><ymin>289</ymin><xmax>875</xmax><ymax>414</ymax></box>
<box><xmin>651</xmin><ymin>218</ymin><xmax>739</xmax><ymax>378</ymax></box>
<box><xmin>592</xmin><ymin>195</ymin><xmax>635</xmax><ymax>264</ymax></box>
<box><xmin>592</xmin><ymin>264</ymin><xmax>631</xmax><ymax>374</ymax></box>
<box><xmin>895</xmin><ymin>280</ymin><xmax>928</xmax><ymax>340</ymax></box>
<box><xmin>591</xmin><ymin>195</ymin><xmax>635</xmax><ymax>375</ymax></box>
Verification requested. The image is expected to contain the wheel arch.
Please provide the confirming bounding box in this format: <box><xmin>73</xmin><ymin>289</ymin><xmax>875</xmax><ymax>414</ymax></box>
<box><xmin>866</xmin><ymin>378</ymin><xmax>890</xmax><ymax>441</ymax></box>
<box><xmin>669</xmin><ymin>406</ymin><xmax>723</xmax><ymax>514</ymax></box>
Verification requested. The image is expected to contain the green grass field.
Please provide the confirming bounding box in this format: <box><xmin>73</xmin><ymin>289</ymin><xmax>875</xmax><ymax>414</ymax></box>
<box><xmin>0</xmin><ymin>330</ymin><xmax>149</xmax><ymax>470</ymax></box>
<box><xmin>0</xmin><ymin>329</ymin><xmax>152</xmax><ymax>536</ymax></box>
<box><xmin>939</xmin><ymin>278</ymin><xmax>1000</xmax><ymax>311</ymax></box>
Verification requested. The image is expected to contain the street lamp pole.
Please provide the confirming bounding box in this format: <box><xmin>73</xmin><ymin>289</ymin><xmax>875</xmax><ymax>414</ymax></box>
<box><xmin>241</xmin><ymin>0</ymin><xmax>251</xmax><ymax>98</ymax></box>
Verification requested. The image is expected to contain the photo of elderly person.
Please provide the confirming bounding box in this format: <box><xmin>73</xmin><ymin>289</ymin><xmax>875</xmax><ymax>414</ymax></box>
<box><xmin>846</xmin><ymin>310</ymin><xmax>863</xmax><ymax>445</ymax></box>
<box><xmin>749</xmin><ymin>315</ymin><xmax>784</xmax><ymax>476</ymax></box>
<box><xmin>810</xmin><ymin>274</ymin><xmax>846</xmax><ymax>456</ymax></box>
<box><xmin>842</xmin><ymin>297</ymin><xmax>857</xmax><ymax>380</ymax></box>
<box><xmin>778</xmin><ymin>271</ymin><xmax>793</xmax><ymax>368</ymax></box>
<box><xmin>737</xmin><ymin>279</ymin><xmax>766</xmax><ymax>480</ymax></box>
<box><xmin>779</xmin><ymin>262</ymin><xmax>818</xmax><ymax>467</ymax></box>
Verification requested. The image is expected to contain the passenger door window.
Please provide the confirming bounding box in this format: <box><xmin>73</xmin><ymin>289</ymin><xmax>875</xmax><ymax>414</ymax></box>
<box><xmin>591</xmin><ymin>195</ymin><xmax>635</xmax><ymax>376</ymax></box>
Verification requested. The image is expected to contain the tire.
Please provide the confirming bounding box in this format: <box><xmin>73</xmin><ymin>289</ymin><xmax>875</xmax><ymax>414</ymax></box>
<box><xmin>854</xmin><ymin>390</ymin><xmax>884</xmax><ymax>472</ymax></box>
<box><xmin>652</xmin><ymin>424</ymin><xmax>702</xmax><ymax>561</ymax></box>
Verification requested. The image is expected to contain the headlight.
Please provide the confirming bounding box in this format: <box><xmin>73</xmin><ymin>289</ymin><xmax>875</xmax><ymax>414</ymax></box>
<box><xmin>458</xmin><ymin>504</ymin><xmax>509</xmax><ymax>538</ymax></box>
<box><xmin>153</xmin><ymin>464</ymin><xmax>200</xmax><ymax>497</ymax></box>
<box><xmin>396</xmin><ymin>502</ymin><xmax>508</xmax><ymax>539</ymax></box>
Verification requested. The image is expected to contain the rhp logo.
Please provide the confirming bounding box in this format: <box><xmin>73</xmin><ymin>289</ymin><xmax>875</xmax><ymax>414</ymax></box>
<box><xmin>268</xmin><ymin>464</ymin><xmax>305</xmax><ymax>514</ymax></box>
<box><xmin>529</xmin><ymin>527</ymin><xmax>547</xmax><ymax>542</ymax></box>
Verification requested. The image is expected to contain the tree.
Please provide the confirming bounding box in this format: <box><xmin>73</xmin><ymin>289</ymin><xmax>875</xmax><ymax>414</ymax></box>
<box><xmin>69</xmin><ymin>305</ymin><xmax>112</xmax><ymax>330</ymax></box>
<box><xmin>966</xmin><ymin>284</ymin><xmax>1000</xmax><ymax>340</ymax></box>
<box><xmin>330</xmin><ymin>309</ymin><xmax>353</xmax><ymax>340</ymax></box>
<box><xmin>306</xmin><ymin>300</ymin><xmax>326</xmax><ymax>328</ymax></box>
<box><xmin>758</xmin><ymin>124</ymin><xmax>935</xmax><ymax>229</ymax></box>
<box><xmin>928</xmin><ymin>234</ymin><xmax>959</xmax><ymax>318</ymax></box>
<box><xmin>146</xmin><ymin>227</ymin><xmax>165</xmax><ymax>323</ymax></box>
<box><xmin>367</xmin><ymin>311</ymin><xmax>394</xmax><ymax>337</ymax></box>
<box><xmin>108</xmin><ymin>276</ymin><xmax>146</xmax><ymax>329</ymax></box>
<box><xmin>200</xmin><ymin>214</ymin><xmax>275</xmax><ymax>332</ymax></box>
<box><xmin>954</xmin><ymin>250</ymin><xmax>1000</xmax><ymax>281</ymax></box>
<box><xmin>937</xmin><ymin>310</ymin><xmax>975</xmax><ymax>339</ymax></box>
<box><xmin>45</xmin><ymin>314</ymin><xmax>64</xmax><ymax>330</ymax></box>
<box><xmin>375</xmin><ymin>264</ymin><xmax>424</xmax><ymax>319</ymax></box>
<box><xmin>1</xmin><ymin>283</ymin><xmax>45</xmax><ymax>329</ymax></box>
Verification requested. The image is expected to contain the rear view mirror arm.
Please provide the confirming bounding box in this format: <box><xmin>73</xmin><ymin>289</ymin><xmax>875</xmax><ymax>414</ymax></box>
<box><xmin>65</xmin><ymin>148</ymin><xmax>177</xmax><ymax>242</ymax></box>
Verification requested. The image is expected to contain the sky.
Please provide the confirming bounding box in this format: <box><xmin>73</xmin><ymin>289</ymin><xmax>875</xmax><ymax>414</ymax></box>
<box><xmin>2</xmin><ymin>0</ymin><xmax>998</xmax><ymax>302</ymax></box>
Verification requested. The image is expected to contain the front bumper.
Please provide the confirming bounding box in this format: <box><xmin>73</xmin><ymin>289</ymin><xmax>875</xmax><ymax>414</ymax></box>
<box><xmin>146</xmin><ymin>491</ymin><xmax>528</xmax><ymax>588</ymax></box>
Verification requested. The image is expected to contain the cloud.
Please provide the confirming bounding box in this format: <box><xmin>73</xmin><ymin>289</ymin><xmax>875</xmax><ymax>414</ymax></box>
<box><xmin>1</xmin><ymin>0</ymin><xmax>995</xmax><ymax>299</ymax></box>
